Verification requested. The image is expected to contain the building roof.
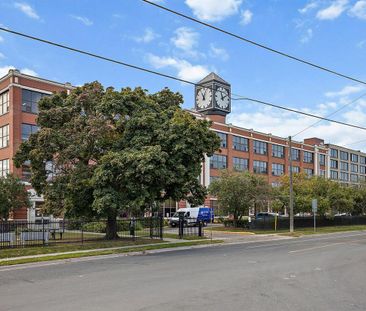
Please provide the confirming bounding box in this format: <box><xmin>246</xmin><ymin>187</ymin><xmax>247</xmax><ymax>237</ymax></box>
<box><xmin>198</xmin><ymin>72</ymin><xmax>230</xmax><ymax>86</ymax></box>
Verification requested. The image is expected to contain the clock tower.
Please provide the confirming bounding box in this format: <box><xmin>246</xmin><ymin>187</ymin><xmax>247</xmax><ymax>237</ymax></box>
<box><xmin>194</xmin><ymin>72</ymin><xmax>231</xmax><ymax>116</ymax></box>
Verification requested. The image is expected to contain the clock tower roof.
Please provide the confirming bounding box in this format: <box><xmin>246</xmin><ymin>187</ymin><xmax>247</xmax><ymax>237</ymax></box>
<box><xmin>198</xmin><ymin>72</ymin><xmax>230</xmax><ymax>86</ymax></box>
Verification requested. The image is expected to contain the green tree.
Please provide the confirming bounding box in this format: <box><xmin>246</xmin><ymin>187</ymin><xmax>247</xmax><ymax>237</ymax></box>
<box><xmin>14</xmin><ymin>83</ymin><xmax>220</xmax><ymax>239</ymax></box>
<box><xmin>209</xmin><ymin>170</ymin><xmax>270</xmax><ymax>226</ymax></box>
<box><xmin>0</xmin><ymin>174</ymin><xmax>30</xmax><ymax>220</ymax></box>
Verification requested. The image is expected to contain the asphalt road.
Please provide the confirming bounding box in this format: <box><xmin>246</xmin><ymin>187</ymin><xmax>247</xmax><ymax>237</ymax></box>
<box><xmin>1</xmin><ymin>231</ymin><xmax>366</xmax><ymax>311</ymax></box>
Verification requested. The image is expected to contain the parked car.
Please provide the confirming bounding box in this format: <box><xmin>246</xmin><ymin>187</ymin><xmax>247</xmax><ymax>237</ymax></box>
<box><xmin>255</xmin><ymin>212</ymin><xmax>279</xmax><ymax>219</ymax></box>
<box><xmin>169</xmin><ymin>207</ymin><xmax>214</xmax><ymax>227</ymax></box>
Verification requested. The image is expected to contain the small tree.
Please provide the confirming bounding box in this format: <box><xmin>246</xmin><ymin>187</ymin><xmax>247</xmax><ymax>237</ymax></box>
<box><xmin>0</xmin><ymin>174</ymin><xmax>30</xmax><ymax>220</ymax></box>
<box><xmin>209</xmin><ymin>170</ymin><xmax>269</xmax><ymax>226</ymax></box>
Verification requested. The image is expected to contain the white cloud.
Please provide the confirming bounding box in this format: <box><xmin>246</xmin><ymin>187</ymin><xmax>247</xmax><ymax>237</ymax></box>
<box><xmin>300</xmin><ymin>28</ymin><xmax>313</xmax><ymax>43</ymax></box>
<box><xmin>134</xmin><ymin>28</ymin><xmax>159</xmax><ymax>43</ymax></box>
<box><xmin>0</xmin><ymin>52</ymin><xmax>5</xmax><ymax>59</ymax></box>
<box><xmin>70</xmin><ymin>15</ymin><xmax>93</xmax><ymax>26</ymax></box>
<box><xmin>316</xmin><ymin>0</ymin><xmax>349</xmax><ymax>20</ymax></box>
<box><xmin>240</xmin><ymin>9</ymin><xmax>253</xmax><ymax>25</ymax></box>
<box><xmin>325</xmin><ymin>85</ymin><xmax>365</xmax><ymax>97</ymax></box>
<box><xmin>299</xmin><ymin>1</ymin><xmax>319</xmax><ymax>14</ymax></box>
<box><xmin>171</xmin><ymin>27</ymin><xmax>199</xmax><ymax>51</ymax></box>
<box><xmin>209</xmin><ymin>44</ymin><xmax>229</xmax><ymax>61</ymax></box>
<box><xmin>0</xmin><ymin>66</ymin><xmax>38</xmax><ymax>77</ymax></box>
<box><xmin>357</xmin><ymin>40</ymin><xmax>366</xmax><ymax>48</ymax></box>
<box><xmin>185</xmin><ymin>0</ymin><xmax>242</xmax><ymax>22</ymax></box>
<box><xmin>14</xmin><ymin>2</ymin><xmax>40</xmax><ymax>20</ymax></box>
<box><xmin>147</xmin><ymin>54</ymin><xmax>209</xmax><ymax>81</ymax></box>
<box><xmin>349</xmin><ymin>0</ymin><xmax>366</xmax><ymax>19</ymax></box>
<box><xmin>20</xmin><ymin>68</ymin><xmax>38</xmax><ymax>76</ymax></box>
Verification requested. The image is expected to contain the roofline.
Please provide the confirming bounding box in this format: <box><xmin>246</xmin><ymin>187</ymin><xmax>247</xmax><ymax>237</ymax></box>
<box><xmin>325</xmin><ymin>143</ymin><xmax>366</xmax><ymax>156</ymax></box>
<box><xmin>0</xmin><ymin>69</ymin><xmax>75</xmax><ymax>89</ymax></box>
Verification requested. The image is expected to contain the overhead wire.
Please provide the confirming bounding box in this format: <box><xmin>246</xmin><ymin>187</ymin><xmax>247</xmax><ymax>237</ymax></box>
<box><xmin>1</xmin><ymin>27</ymin><xmax>366</xmax><ymax>133</ymax></box>
<box><xmin>141</xmin><ymin>0</ymin><xmax>366</xmax><ymax>86</ymax></box>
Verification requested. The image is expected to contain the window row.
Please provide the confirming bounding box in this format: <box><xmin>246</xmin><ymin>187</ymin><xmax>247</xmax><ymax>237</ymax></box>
<box><xmin>331</xmin><ymin>148</ymin><xmax>366</xmax><ymax>164</ymax></box>
<box><xmin>0</xmin><ymin>91</ymin><xmax>9</xmax><ymax>116</ymax></box>
<box><xmin>0</xmin><ymin>124</ymin><xmax>9</xmax><ymax>149</ymax></box>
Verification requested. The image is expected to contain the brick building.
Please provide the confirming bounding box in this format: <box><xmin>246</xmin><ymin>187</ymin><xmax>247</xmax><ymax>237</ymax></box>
<box><xmin>0</xmin><ymin>70</ymin><xmax>363</xmax><ymax>219</ymax></box>
<box><xmin>0</xmin><ymin>69</ymin><xmax>72</xmax><ymax>220</ymax></box>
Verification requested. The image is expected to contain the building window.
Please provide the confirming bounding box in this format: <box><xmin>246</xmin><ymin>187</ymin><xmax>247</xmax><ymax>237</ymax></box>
<box><xmin>21</xmin><ymin>123</ymin><xmax>39</xmax><ymax>141</ymax></box>
<box><xmin>351</xmin><ymin>153</ymin><xmax>359</xmax><ymax>163</ymax></box>
<box><xmin>303</xmin><ymin>151</ymin><xmax>314</xmax><ymax>163</ymax></box>
<box><xmin>253</xmin><ymin>140</ymin><xmax>267</xmax><ymax>155</ymax></box>
<box><xmin>340</xmin><ymin>151</ymin><xmax>349</xmax><ymax>161</ymax></box>
<box><xmin>350</xmin><ymin>174</ymin><xmax>358</xmax><ymax>183</ymax></box>
<box><xmin>272</xmin><ymin>144</ymin><xmax>284</xmax><ymax>158</ymax></box>
<box><xmin>291</xmin><ymin>148</ymin><xmax>300</xmax><ymax>161</ymax></box>
<box><xmin>360</xmin><ymin>175</ymin><xmax>366</xmax><ymax>182</ymax></box>
<box><xmin>210</xmin><ymin>154</ymin><xmax>227</xmax><ymax>169</ymax></box>
<box><xmin>288</xmin><ymin>166</ymin><xmax>300</xmax><ymax>173</ymax></box>
<box><xmin>319</xmin><ymin>154</ymin><xmax>326</xmax><ymax>166</ymax></box>
<box><xmin>253</xmin><ymin>160</ymin><xmax>267</xmax><ymax>174</ymax></box>
<box><xmin>272</xmin><ymin>163</ymin><xmax>284</xmax><ymax>176</ymax></box>
<box><xmin>351</xmin><ymin>164</ymin><xmax>358</xmax><ymax>173</ymax></box>
<box><xmin>330</xmin><ymin>170</ymin><xmax>338</xmax><ymax>180</ymax></box>
<box><xmin>330</xmin><ymin>149</ymin><xmax>338</xmax><ymax>158</ymax></box>
<box><xmin>319</xmin><ymin>169</ymin><xmax>326</xmax><ymax>177</ymax></box>
<box><xmin>361</xmin><ymin>166</ymin><xmax>366</xmax><ymax>174</ymax></box>
<box><xmin>233</xmin><ymin>157</ymin><xmax>248</xmax><ymax>171</ymax></box>
<box><xmin>340</xmin><ymin>161</ymin><xmax>349</xmax><ymax>171</ymax></box>
<box><xmin>0</xmin><ymin>159</ymin><xmax>9</xmax><ymax>177</ymax></box>
<box><xmin>0</xmin><ymin>91</ymin><xmax>9</xmax><ymax>116</ymax></box>
<box><xmin>232</xmin><ymin>136</ymin><xmax>248</xmax><ymax>152</ymax></box>
<box><xmin>215</xmin><ymin>132</ymin><xmax>227</xmax><ymax>148</ymax></box>
<box><xmin>340</xmin><ymin>172</ymin><xmax>349</xmax><ymax>181</ymax></box>
<box><xmin>304</xmin><ymin>168</ymin><xmax>314</xmax><ymax>177</ymax></box>
<box><xmin>360</xmin><ymin>156</ymin><xmax>366</xmax><ymax>165</ymax></box>
<box><xmin>330</xmin><ymin>159</ymin><xmax>338</xmax><ymax>169</ymax></box>
<box><xmin>22</xmin><ymin>89</ymin><xmax>48</xmax><ymax>114</ymax></box>
<box><xmin>0</xmin><ymin>124</ymin><xmax>9</xmax><ymax>148</ymax></box>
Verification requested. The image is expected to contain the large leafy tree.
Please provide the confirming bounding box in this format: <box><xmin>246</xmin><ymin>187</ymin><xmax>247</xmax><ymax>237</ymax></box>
<box><xmin>209</xmin><ymin>170</ymin><xmax>270</xmax><ymax>226</ymax></box>
<box><xmin>14</xmin><ymin>83</ymin><xmax>220</xmax><ymax>239</ymax></box>
<box><xmin>0</xmin><ymin>174</ymin><xmax>30</xmax><ymax>220</ymax></box>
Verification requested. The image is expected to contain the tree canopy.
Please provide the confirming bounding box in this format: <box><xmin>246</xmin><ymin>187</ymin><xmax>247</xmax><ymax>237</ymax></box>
<box><xmin>209</xmin><ymin>170</ymin><xmax>270</xmax><ymax>224</ymax></box>
<box><xmin>0</xmin><ymin>174</ymin><xmax>30</xmax><ymax>220</ymax></box>
<box><xmin>14</xmin><ymin>82</ymin><xmax>220</xmax><ymax>238</ymax></box>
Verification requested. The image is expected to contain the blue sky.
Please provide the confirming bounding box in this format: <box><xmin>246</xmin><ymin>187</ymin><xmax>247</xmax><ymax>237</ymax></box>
<box><xmin>1</xmin><ymin>0</ymin><xmax>366</xmax><ymax>149</ymax></box>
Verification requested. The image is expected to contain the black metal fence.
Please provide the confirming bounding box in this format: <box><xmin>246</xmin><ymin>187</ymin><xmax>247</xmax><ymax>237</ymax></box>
<box><xmin>0</xmin><ymin>217</ymin><xmax>163</xmax><ymax>249</ymax></box>
<box><xmin>250</xmin><ymin>215</ymin><xmax>366</xmax><ymax>230</ymax></box>
<box><xmin>167</xmin><ymin>217</ymin><xmax>204</xmax><ymax>239</ymax></box>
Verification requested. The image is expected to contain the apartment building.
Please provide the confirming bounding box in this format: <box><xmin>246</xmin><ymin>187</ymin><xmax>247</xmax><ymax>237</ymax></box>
<box><xmin>0</xmin><ymin>69</ymin><xmax>72</xmax><ymax>220</ymax></box>
<box><xmin>326</xmin><ymin>143</ymin><xmax>366</xmax><ymax>186</ymax></box>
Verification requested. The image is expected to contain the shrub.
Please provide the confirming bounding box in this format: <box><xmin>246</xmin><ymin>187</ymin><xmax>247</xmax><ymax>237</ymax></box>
<box><xmin>223</xmin><ymin>218</ymin><xmax>249</xmax><ymax>228</ymax></box>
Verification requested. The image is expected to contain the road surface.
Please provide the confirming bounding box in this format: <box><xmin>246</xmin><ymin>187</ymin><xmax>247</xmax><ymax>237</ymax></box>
<box><xmin>1</xmin><ymin>231</ymin><xmax>365</xmax><ymax>311</ymax></box>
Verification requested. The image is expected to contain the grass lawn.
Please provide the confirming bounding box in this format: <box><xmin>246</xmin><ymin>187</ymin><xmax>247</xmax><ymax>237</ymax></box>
<box><xmin>0</xmin><ymin>240</ymin><xmax>223</xmax><ymax>266</ymax></box>
<box><xmin>0</xmin><ymin>238</ymin><xmax>163</xmax><ymax>259</ymax></box>
<box><xmin>211</xmin><ymin>225</ymin><xmax>366</xmax><ymax>236</ymax></box>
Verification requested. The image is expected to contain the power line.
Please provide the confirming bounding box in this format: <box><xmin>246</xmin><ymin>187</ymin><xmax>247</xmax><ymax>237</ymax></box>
<box><xmin>141</xmin><ymin>0</ymin><xmax>366</xmax><ymax>86</ymax></box>
<box><xmin>231</xmin><ymin>96</ymin><xmax>366</xmax><ymax>132</ymax></box>
<box><xmin>2</xmin><ymin>26</ymin><xmax>366</xmax><ymax>133</ymax></box>
<box><xmin>0</xmin><ymin>27</ymin><xmax>198</xmax><ymax>87</ymax></box>
<box><xmin>292</xmin><ymin>91</ymin><xmax>366</xmax><ymax>138</ymax></box>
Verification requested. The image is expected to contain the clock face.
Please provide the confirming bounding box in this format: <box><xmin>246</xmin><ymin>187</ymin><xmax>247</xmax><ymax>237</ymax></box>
<box><xmin>215</xmin><ymin>87</ymin><xmax>230</xmax><ymax>109</ymax></box>
<box><xmin>196</xmin><ymin>87</ymin><xmax>212</xmax><ymax>109</ymax></box>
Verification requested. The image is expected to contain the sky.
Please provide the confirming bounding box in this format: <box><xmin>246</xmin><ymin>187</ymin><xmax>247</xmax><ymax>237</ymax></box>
<box><xmin>0</xmin><ymin>0</ymin><xmax>366</xmax><ymax>149</ymax></box>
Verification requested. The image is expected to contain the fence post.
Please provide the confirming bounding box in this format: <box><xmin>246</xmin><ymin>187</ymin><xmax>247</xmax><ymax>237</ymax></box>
<box><xmin>179</xmin><ymin>215</ymin><xmax>184</xmax><ymax>239</ymax></box>
<box><xmin>150</xmin><ymin>217</ymin><xmax>153</xmax><ymax>239</ymax></box>
<box><xmin>81</xmin><ymin>221</ymin><xmax>84</xmax><ymax>244</ymax></box>
<box><xmin>159</xmin><ymin>215</ymin><xmax>163</xmax><ymax>240</ymax></box>
<box><xmin>198</xmin><ymin>221</ymin><xmax>202</xmax><ymax>237</ymax></box>
<box><xmin>42</xmin><ymin>217</ymin><xmax>45</xmax><ymax>246</ymax></box>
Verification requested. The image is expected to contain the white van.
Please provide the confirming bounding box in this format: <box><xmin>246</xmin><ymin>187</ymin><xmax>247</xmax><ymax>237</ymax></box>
<box><xmin>169</xmin><ymin>207</ymin><xmax>214</xmax><ymax>227</ymax></box>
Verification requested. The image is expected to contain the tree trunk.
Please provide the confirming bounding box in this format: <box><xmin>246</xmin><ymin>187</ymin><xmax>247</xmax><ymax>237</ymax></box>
<box><xmin>105</xmin><ymin>214</ymin><xmax>119</xmax><ymax>240</ymax></box>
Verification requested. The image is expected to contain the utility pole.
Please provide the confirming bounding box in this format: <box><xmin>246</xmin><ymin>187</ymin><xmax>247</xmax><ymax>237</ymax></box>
<box><xmin>289</xmin><ymin>136</ymin><xmax>294</xmax><ymax>233</ymax></box>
